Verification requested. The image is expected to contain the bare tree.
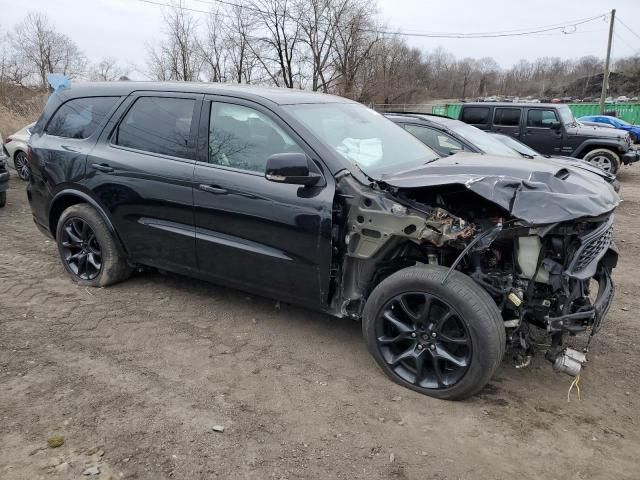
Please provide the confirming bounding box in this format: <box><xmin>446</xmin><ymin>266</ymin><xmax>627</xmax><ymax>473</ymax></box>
<box><xmin>296</xmin><ymin>0</ymin><xmax>348</xmax><ymax>92</ymax></box>
<box><xmin>248</xmin><ymin>0</ymin><xmax>302</xmax><ymax>88</ymax></box>
<box><xmin>200</xmin><ymin>9</ymin><xmax>227</xmax><ymax>82</ymax></box>
<box><xmin>332</xmin><ymin>1</ymin><xmax>380</xmax><ymax>99</ymax></box>
<box><xmin>225</xmin><ymin>4</ymin><xmax>259</xmax><ymax>83</ymax></box>
<box><xmin>90</xmin><ymin>57</ymin><xmax>128</xmax><ymax>81</ymax></box>
<box><xmin>147</xmin><ymin>0</ymin><xmax>201</xmax><ymax>81</ymax></box>
<box><xmin>8</xmin><ymin>12</ymin><xmax>87</xmax><ymax>88</ymax></box>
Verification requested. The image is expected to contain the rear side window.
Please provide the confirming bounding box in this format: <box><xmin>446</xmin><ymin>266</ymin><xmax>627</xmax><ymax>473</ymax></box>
<box><xmin>46</xmin><ymin>97</ymin><xmax>119</xmax><ymax>139</ymax></box>
<box><xmin>460</xmin><ymin>107</ymin><xmax>490</xmax><ymax>125</ymax></box>
<box><xmin>494</xmin><ymin>108</ymin><xmax>521</xmax><ymax>126</ymax></box>
<box><xmin>527</xmin><ymin>109</ymin><xmax>558</xmax><ymax>128</ymax></box>
<box><xmin>404</xmin><ymin>124</ymin><xmax>464</xmax><ymax>156</ymax></box>
<box><xmin>115</xmin><ymin>97</ymin><xmax>195</xmax><ymax>159</ymax></box>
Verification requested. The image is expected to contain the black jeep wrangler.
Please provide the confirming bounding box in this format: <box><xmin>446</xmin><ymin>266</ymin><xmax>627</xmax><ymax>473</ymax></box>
<box><xmin>459</xmin><ymin>102</ymin><xmax>637</xmax><ymax>174</ymax></box>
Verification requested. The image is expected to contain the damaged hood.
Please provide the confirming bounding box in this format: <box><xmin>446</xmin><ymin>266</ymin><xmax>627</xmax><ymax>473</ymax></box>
<box><xmin>379</xmin><ymin>153</ymin><xmax>620</xmax><ymax>224</ymax></box>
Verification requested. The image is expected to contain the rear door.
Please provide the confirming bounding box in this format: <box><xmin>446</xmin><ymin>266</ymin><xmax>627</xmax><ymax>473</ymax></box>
<box><xmin>192</xmin><ymin>96</ymin><xmax>334</xmax><ymax>308</ymax></box>
<box><xmin>492</xmin><ymin>107</ymin><xmax>522</xmax><ymax>138</ymax></box>
<box><xmin>521</xmin><ymin>108</ymin><xmax>564</xmax><ymax>155</ymax></box>
<box><xmin>459</xmin><ymin>106</ymin><xmax>491</xmax><ymax>130</ymax></box>
<box><xmin>85</xmin><ymin>92</ymin><xmax>202</xmax><ymax>274</ymax></box>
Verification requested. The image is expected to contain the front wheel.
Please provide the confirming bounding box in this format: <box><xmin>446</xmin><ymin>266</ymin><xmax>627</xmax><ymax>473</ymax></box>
<box><xmin>582</xmin><ymin>148</ymin><xmax>621</xmax><ymax>174</ymax></box>
<box><xmin>362</xmin><ymin>265</ymin><xmax>505</xmax><ymax>400</ymax></box>
<box><xmin>0</xmin><ymin>191</ymin><xmax>6</xmax><ymax>208</ymax></box>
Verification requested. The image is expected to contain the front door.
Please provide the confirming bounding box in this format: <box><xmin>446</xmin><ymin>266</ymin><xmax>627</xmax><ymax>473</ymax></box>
<box><xmin>521</xmin><ymin>108</ymin><xmax>564</xmax><ymax>155</ymax></box>
<box><xmin>193</xmin><ymin>97</ymin><xmax>334</xmax><ymax>308</ymax></box>
<box><xmin>85</xmin><ymin>92</ymin><xmax>202</xmax><ymax>274</ymax></box>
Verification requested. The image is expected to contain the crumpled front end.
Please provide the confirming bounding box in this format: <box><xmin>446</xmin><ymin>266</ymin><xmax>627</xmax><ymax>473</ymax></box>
<box><xmin>333</xmin><ymin>155</ymin><xmax>620</xmax><ymax>378</ymax></box>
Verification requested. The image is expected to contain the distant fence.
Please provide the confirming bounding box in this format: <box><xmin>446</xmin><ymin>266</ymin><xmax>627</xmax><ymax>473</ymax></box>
<box><xmin>374</xmin><ymin>102</ymin><xmax>640</xmax><ymax>124</ymax></box>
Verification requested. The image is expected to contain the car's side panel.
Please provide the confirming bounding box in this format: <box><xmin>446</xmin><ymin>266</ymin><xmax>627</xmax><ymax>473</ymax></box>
<box><xmin>82</xmin><ymin>92</ymin><xmax>203</xmax><ymax>275</ymax></box>
<box><xmin>27</xmin><ymin>96</ymin><xmax>125</xmax><ymax>232</ymax></box>
<box><xmin>193</xmin><ymin>95</ymin><xmax>335</xmax><ymax>308</ymax></box>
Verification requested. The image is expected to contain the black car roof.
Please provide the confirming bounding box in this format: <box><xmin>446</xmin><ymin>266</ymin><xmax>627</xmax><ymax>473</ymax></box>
<box><xmin>59</xmin><ymin>81</ymin><xmax>355</xmax><ymax>106</ymax></box>
<box><xmin>461</xmin><ymin>102</ymin><xmax>570</xmax><ymax>108</ymax></box>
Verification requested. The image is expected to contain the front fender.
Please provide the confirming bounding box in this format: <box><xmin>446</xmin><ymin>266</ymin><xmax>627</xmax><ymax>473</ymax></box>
<box><xmin>573</xmin><ymin>139</ymin><xmax>628</xmax><ymax>157</ymax></box>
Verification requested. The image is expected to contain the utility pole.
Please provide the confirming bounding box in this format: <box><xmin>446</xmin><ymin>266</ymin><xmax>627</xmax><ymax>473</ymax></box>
<box><xmin>600</xmin><ymin>9</ymin><xmax>615</xmax><ymax>113</ymax></box>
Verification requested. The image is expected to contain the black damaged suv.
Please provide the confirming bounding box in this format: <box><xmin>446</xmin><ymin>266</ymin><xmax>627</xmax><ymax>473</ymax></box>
<box><xmin>459</xmin><ymin>102</ymin><xmax>637</xmax><ymax>174</ymax></box>
<box><xmin>27</xmin><ymin>82</ymin><xmax>619</xmax><ymax>400</ymax></box>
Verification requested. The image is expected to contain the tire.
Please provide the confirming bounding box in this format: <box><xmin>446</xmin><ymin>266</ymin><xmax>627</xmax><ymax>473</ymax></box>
<box><xmin>0</xmin><ymin>191</ymin><xmax>5</xmax><ymax>208</ymax></box>
<box><xmin>582</xmin><ymin>148</ymin><xmax>621</xmax><ymax>174</ymax></box>
<box><xmin>56</xmin><ymin>204</ymin><xmax>132</xmax><ymax>287</ymax></box>
<box><xmin>362</xmin><ymin>265</ymin><xmax>505</xmax><ymax>401</ymax></box>
<box><xmin>13</xmin><ymin>151</ymin><xmax>30</xmax><ymax>181</ymax></box>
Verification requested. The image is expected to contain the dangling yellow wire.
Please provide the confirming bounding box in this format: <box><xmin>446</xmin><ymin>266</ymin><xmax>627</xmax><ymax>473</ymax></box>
<box><xmin>567</xmin><ymin>374</ymin><xmax>582</xmax><ymax>402</ymax></box>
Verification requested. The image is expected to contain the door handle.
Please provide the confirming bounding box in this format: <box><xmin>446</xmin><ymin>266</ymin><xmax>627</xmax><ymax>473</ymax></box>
<box><xmin>199</xmin><ymin>184</ymin><xmax>227</xmax><ymax>194</ymax></box>
<box><xmin>91</xmin><ymin>163</ymin><xmax>114</xmax><ymax>173</ymax></box>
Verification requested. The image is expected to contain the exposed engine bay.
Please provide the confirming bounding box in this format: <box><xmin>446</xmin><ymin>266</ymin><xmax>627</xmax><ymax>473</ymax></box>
<box><xmin>329</xmin><ymin>171</ymin><xmax>618</xmax><ymax>378</ymax></box>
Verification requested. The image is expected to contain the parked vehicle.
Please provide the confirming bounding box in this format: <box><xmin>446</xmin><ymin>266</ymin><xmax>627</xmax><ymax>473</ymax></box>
<box><xmin>0</xmin><ymin>135</ymin><xmax>8</xmax><ymax>207</ymax></box>
<box><xmin>385</xmin><ymin>113</ymin><xmax>620</xmax><ymax>192</ymax></box>
<box><xmin>4</xmin><ymin>122</ymin><xmax>34</xmax><ymax>181</ymax></box>
<box><xmin>27</xmin><ymin>82</ymin><xmax>619</xmax><ymax>400</ymax></box>
<box><xmin>578</xmin><ymin>115</ymin><xmax>640</xmax><ymax>143</ymax></box>
<box><xmin>579</xmin><ymin>120</ymin><xmax>615</xmax><ymax>129</ymax></box>
<box><xmin>458</xmin><ymin>102</ymin><xmax>637</xmax><ymax>173</ymax></box>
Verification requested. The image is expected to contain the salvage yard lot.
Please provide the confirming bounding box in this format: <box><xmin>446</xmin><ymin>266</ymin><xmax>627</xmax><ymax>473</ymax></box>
<box><xmin>0</xmin><ymin>170</ymin><xmax>639</xmax><ymax>480</ymax></box>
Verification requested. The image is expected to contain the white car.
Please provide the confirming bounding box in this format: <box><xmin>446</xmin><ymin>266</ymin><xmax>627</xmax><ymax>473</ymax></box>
<box><xmin>5</xmin><ymin>122</ymin><xmax>34</xmax><ymax>181</ymax></box>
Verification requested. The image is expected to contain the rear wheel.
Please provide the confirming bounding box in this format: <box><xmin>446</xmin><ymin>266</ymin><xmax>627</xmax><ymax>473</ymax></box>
<box><xmin>56</xmin><ymin>204</ymin><xmax>132</xmax><ymax>287</ymax></box>
<box><xmin>13</xmin><ymin>151</ymin><xmax>30</xmax><ymax>181</ymax></box>
<box><xmin>582</xmin><ymin>148</ymin><xmax>620</xmax><ymax>174</ymax></box>
<box><xmin>362</xmin><ymin>265</ymin><xmax>505</xmax><ymax>400</ymax></box>
<box><xmin>0</xmin><ymin>191</ymin><xmax>6</xmax><ymax>208</ymax></box>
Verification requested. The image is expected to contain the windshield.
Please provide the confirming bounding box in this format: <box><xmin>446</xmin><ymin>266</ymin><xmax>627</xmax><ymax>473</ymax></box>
<box><xmin>448</xmin><ymin>122</ymin><xmax>519</xmax><ymax>157</ymax></box>
<box><xmin>284</xmin><ymin>103</ymin><xmax>438</xmax><ymax>176</ymax></box>
<box><xmin>491</xmin><ymin>133</ymin><xmax>540</xmax><ymax>157</ymax></box>
<box><xmin>557</xmin><ymin>105</ymin><xmax>576</xmax><ymax>125</ymax></box>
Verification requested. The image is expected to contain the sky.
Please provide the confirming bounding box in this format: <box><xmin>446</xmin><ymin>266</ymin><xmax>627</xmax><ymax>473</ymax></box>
<box><xmin>2</xmin><ymin>0</ymin><xmax>640</xmax><ymax>79</ymax></box>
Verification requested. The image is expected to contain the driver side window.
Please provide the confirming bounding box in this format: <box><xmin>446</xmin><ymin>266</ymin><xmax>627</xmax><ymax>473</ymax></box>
<box><xmin>208</xmin><ymin>102</ymin><xmax>303</xmax><ymax>173</ymax></box>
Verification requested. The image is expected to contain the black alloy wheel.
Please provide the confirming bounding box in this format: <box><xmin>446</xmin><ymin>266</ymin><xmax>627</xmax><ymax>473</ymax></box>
<box><xmin>14</xmin><ymin>151</ymin><xmax>30</xmax><ymax>181</ymax></box>
<box><xmin>375</xmin><ymin>292</ymin><xmax>472</xmax><ymax>389</ymax></box>
<box><xmin>60</xmin><ymin>217</ymin><xmax>103</xmax><ymax>280</ymax></box>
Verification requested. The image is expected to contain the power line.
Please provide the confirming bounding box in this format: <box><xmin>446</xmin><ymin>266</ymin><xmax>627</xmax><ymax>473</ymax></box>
<box><xmin>135</xmin><ymin>0</ymin><xmax>607</xmax><ymax>40</ymax></box>
<box><xmin>616</xmin><ymin>17</ymin><xmax>640</xmax><ymax>43</ymax></box>
<box><xmin>614</xmin><ymin>31</ymin><xmax>639</xmax><ymax>55</ymax></box>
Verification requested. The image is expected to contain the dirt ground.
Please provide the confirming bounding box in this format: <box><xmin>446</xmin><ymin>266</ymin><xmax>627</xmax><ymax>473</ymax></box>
<box><xmin>1</xmin><ymin>167</ymin><xmax>639</xmax><ymax>480</ymax></box>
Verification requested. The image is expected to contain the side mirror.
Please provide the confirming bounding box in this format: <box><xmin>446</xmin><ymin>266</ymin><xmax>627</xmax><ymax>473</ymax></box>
<box><xmin>265</xmin><ymin>153</ymin><xmax>321</xmax><ymax>186</ymax></box>
<box><xmin>549</xmin><ymin>121</ymin><xmax>562</xmax><ymax>130</ymax></box>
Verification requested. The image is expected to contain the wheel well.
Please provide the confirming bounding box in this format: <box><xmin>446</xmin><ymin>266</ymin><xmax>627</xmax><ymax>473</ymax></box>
<box><xmin>49</xmin><ymin>194</ymin><xmax>87</xmax><ymax>238</ymax></box>
<box><xmin>577</xmin><ymin>145</ymin><xmax>617</xmax><ymax>159</ymax></box>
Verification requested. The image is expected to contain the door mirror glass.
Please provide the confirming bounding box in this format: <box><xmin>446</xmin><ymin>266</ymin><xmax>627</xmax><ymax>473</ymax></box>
<box><xmin>265</xmin><ymin>153</ymin><xmax>321</xmax><ymax>186</ymax></box>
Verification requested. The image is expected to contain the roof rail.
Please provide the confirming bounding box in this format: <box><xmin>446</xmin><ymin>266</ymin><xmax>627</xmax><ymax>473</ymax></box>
<box><xmin>382</xmin><ymin>111</ymin><xmax>454</xmax><ymax>119</ymax></box>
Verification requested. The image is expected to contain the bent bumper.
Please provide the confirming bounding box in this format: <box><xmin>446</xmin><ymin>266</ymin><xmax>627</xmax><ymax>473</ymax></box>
<box><xmin>546</xmin><ymin>262</ymin><xmax>615</xmax><ymax>335</ymax></box>
<box><xmin>622</xmin><ymin>150</ymin><xmax>639</xmax><ymax>164</ymax></box>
